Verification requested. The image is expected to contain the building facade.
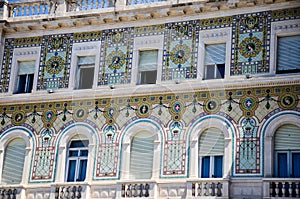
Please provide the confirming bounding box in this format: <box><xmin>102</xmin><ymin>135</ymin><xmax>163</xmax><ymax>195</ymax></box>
<box><xmin>0</xmin><ymin>0</ymin><xmax>299</xmax><ymax>198</ymax></box>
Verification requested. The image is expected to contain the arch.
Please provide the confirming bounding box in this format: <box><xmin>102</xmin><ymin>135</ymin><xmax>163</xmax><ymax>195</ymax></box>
<box><xmin>54</xmin><ymin>122</ymin><xmax>99</xmax><ymax>182</ymax></box>
<box><xmin>261</xmin><ymin>111</ymin><xmax>300</xmax><ymax>177</ymax></box>
<box><xmin>187</xmin><ymin>115</ymin><xmax>235</xmax><ymax>178</ymax></box>
<box><xmin>119</xmin><ymin>119</ymin><xmax>164</xmax><ymax>180</ymax></box>
<box><xmin>0</xmin><ymin>127</ymin><xmax>35</xmax><ymax>185</ymax></box>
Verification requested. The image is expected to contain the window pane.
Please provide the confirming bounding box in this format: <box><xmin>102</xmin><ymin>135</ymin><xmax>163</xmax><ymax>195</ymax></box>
<box><xmin>205</xmin><ymin>65</ymin><xmax>215</xmax><ymax>80</ymax></box>
<box><xmin>277</xmin><ymin>153</ymin><xmax>288</xmax><ymax>178</ymax></box>
<box><xmin>201</xmin><ymin>156</ymin><xmax>210</xmax><ymax>178</ymax></box>
<box><xmin>26</xmin><ymin>73</ymin><xmax>34</xmax><ymax>93</ymax></box>
<box><xmin>78</xmin><ymin>159</ymin><xmax>87</xmax><ymax>181</ymax></box>
<box><xmin>140</xmin><ymin>70</ymin><xmax>157</xmax><ymax>84</ymax></box>
<box><xmin>292</xmin><ymin>153</ymin><xmax>300</xmax><ymax>178</ymax></box>
<box><xmin>216</xmin><ymin>64</ymin><xmax>225</xmax><ymax>79</ymax></box>
<box><xmin>67</xmin><ymin>160</ymin><xmax>76</xmax><ymax>182</ymax></box>
<box><xmin>78</xmin><ymin>67</ymin><xmax>94</xmax><ymax>89</ymax></box>
<box><xmin>17</xmin><ymin>75</ymin><xmax>27</xmax><ymax>93</ymax></box>
<box><xmin>277</xmin><ymin>35</ymin><xmax>300</xmax><ymax>73</ymax></box>
<box><xmin>80</xmin><ymin>150</ymin><xmax>88</xmax><ymax>157</ymax></box>
<box><xmin>70</xmin><ymin>140</ymin><xmax>89</xmax><ymax>148</ymax></box>
<box><xmin>69</xmin><ymin>150</ymin><xmax>78</xmax><ymax>157</ymax></box>
<box><xmin>214</xmin><ymin>156</ymin><xmax>223</xmax><ymax>178</ymax></box>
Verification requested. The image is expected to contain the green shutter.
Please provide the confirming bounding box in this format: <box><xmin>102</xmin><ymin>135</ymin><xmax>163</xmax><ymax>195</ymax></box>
<box><xmin>129</xmin><ymin>132</ymin><xmax>154</xmax><ymax>179</ymax></box>
<box><xmin>199</xmin><ymin>128</ymin><xmax>224</xmax><ymax>156</ymax></box>
<box><xmin>275</xmin><ymin>124</ymin><xmax>300</xmax><ymax>151</ymax></box>
<box><xmin>2</xmin><ymin>138</ymin><xmax>26</xmax><ymax>184</ymax></box>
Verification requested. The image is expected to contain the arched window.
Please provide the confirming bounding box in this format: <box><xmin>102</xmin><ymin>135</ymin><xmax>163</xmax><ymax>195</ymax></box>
<box><xmin>129</xmin><ymin>131</ymin><xmax>154</xmax><ymax>179</ymax></box>
<box><xmin>274</xmin><ymin>124</ymin><xmax>300</xmax><ymax>178</ymax></box>
<box><xmin>199</xmin><ymin>128</ymin><xmax>224</xmax><ymax>178</ymax></box>
<box><xmin>2</xmin><ymin>138</ymin><xmax>26</xmax><ymax>184</ymax></box>
<box><xmin>66</xmin><ymin>135</ymin><xmax>89</xmax><ymax>182</ymax></box>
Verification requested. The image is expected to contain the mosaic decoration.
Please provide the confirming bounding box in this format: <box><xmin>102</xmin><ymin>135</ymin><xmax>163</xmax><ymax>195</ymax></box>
<box><xmin>236</xmin><ymin>118</ymin><xmax>260</xmax><ymax>174</ymax></box>
<box><xmin>31</xmin><ymin>129</ymin><xmax>55</xmax><ymax>181</ymax></box>
<box><xmin>200</xmin><ymin>16</ymin><xmax>233</xmax><ymax>30</ymax></box>
<box><xmin>231</xmin><ymin>12</ymin><xmax>271</xmax><ymax>75</ymax></box>
<box><xmin>271</xmin><ymin>7</ymin><xmax>300</xmax><ymax>21</ymax></box>
<box><xmin>134</xmin><ymin>24</ymin><xmax>165</xmax><ymax>37</ymax></box>
<box><xmin>0</xmin><ymin>39</ymin><xmax>14</xmax><ymax>93</ymax></box>
<box><xmin>37</xmin><ymin>34</ymin><xmax>73</xmax><ymax>90</ymax></box>
<box><xmin>163</xmin><ymin>20</ymin><xmax>199</xmax><ymax>81</ymax></box>
<box><xmin>98</xmin><ymin>28</ymin><xmax>134</xmax><ymax>85</ymax></box>
<box><xmin>95</xmin><ymin>125</ymin><xmax>119</xmax><ymax>178</ymax></box>
<box><xmin>163</xmin><ymin>121</ymin><xmax>186</xmax><ymax>176</ymax></box>
<box><xmin>73</xmin><ymin>31</ymin><xmax>102</xmax><ymax>42</ymax></box>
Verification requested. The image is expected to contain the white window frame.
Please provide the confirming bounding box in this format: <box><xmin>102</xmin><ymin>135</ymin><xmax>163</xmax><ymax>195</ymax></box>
<box><xmin>274</xmin><ymin>150</ymin><xmax>300</xmax><ymax>178</ymax></box>
<box><xmin>198</xmin><ymin>155</ymin><xmax>223</xmax><ymax>178</ymax></box>
<box><xmin>75</xmin><ymin>56</ymin><xmax>96</xmax><ymax>89</ymax></box>
<box><xmin>70</xmin><ymin>41</ymin><xmax>101</xmax><ymax>90</ymax></box>
<box><xmin>137</xmin><ymin>50</ymin><xmax>159</xmax><ymax>85</ymax></box>
<box><xmin>198</xmin><ymin>28</ymin><xmax>231</xmax><ymax>81</ymax></box>
<box><xmin>270</xmin><ymin>19</ymin><xmax>300</xmax><ymax>76</ymax></box>
<box><xmin>9</xmin><ymin>47</ymin><xmax>40</xmax><ymax>95</ymax></box>
<box><xmin>132</xmin><ymin>35</ymin><xmax>164</xmax><ymax>85</ymax></box>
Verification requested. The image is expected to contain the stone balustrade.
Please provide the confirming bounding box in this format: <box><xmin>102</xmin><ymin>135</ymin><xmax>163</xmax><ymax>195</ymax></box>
<box><xmin>0</xmin><ymin>187</ymin><xmax>22</xmax><ymax>199</ymax></box>
<box><xmin>189</xmin><ymin>179</ymin><xmax>229</xmax><ymax>198</ymax></box>
<box><xmin>55</xmin><ymin>185</ymin><xmax>84</xmax><ymax>199</ymax></box>
<box><xmin>263</xmin><ymin>179</ymin><xmax>300</xmax><ymax>198</ymax></box>
<box><xmin>8</xmin><ymin>1</ymin><xmax>57</xmax><ymax>17</ymax></box>
<box><xmin>121</xmin><ymin>182</ymin><xmax>152</xmax><ymax>198</ymax></box>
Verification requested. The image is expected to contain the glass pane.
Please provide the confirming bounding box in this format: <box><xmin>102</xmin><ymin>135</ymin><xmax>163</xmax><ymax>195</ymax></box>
<box><xmin>277</xmin><ymin>153</ymin><xmax>288</xmax><ymax>178</ymax></box>
<box><xmin>201</xmin><ymin>156</ymin><xmax>210</xmax><ymax>178</ymax></box>
<box><xmin>214</xmin><ymin>156</ymin><xmax>223</xmax><ymax>178</ymax></box>
<box><xmin>292</xmin><ymin>153</ymin><xmax>300</xmax><ymax>177</ymax></box>
<box><xmin>205</xmin><ymin>65</ymin><xmax>215</xmax><ymax>80</ymax></box>
<box><xmin>216</xmin><ymin>64</ymin><xmax>225</xmax><ymax>79</ymax></box>
<box><xmin>25</xmin><ymin>74</ymin><xmax>34</xmax><ymax>93</ymax></box>
<box><xmin>140</xmin><ymin>70</ymin><xmax>157</xmax><ymax>84</ymax></box>
<box><xmin>17</xmin><ymin>75</ymin><xmax>26</xmax><ymax>94</ymax></box>
<box><xmin>80</xmin><ymin>150</ymin><xmax>88</xmax><ymax>157</ymax></box>
<box><xmin>70</xmin><ymin>140</ymin><xmax>89</xmax><ymax>148</ymax></box>
<box><xmin>69</xmin><ymin>150</ymin><xmax>78</xmax><ymax>157</ymax></box>
<box><xmin>78</xmin><ymin>159</ymin><xmax>87</xmax><ymax>181</ymax></box>
<box><xmin>67</xmin><ymin>160</ymin><xmax>76</xmax><ymax>182</ymax></box>
<box><xmin>78</xmin><ymin>67</ymin><xmax>94</xmax><ymax>89</ymax></box>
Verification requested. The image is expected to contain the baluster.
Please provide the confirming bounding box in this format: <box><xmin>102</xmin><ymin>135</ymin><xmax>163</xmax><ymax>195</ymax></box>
<box><xmin>282</xmin><ymin>182</ymin><xmax>286</xmax><ymax>197</ymax></box>
<box><xmin>77</xmin><ymin>186</ymin><xmax>82</xmax><ymax>198</ymax></box>
<box><xmin>217</xmin><ymin>182</ymin><xmax>222</xmax><ymax>196</ymax></box>
<box><xmin>289</xmin><ymin>182</ymin><xmax>292</xmax><ymax>197</ymax></box>
<box><xmin>269</xmin><ymin>182</ymin><xmax>272</xmax><ymax>197</ymax></box>
<box><xmin>197</xmin><ymin>183</ymin><xmax>201</xmax><ymax>196</ymax></box>
<box><xmin>126</xmin><ymin>184</ymin><xmax>132</xmax><ymax>197</ymax></box>
<box><xmin>145</xmin><ymin>184</ymin><xmax>150</xmax><ymax>197</ymax></box>
<box><xmin>121</xmin><ymin>184</ymin><xmax>125</xmax><ymax>197</ymax></box>
<box><xmin>296</xmin><ymin>182</ymin><xmax>300</xmax><ymax>197</ymax></box>
<box><xmin>275</xmin><ymin>182</ymin><xmax>279</xmax><ymax>197</ymax></box>
<box><xmin>192</xmin><ymin>183</ymin><xmax>195</xmax><ymax>196</ymax></box>
<box><xmin>214</xmin><ymin>182</ymin><xmax>218</xmax><ymax>196</ymax></box>
<box><xmin>0</xmin><ymin>190</ymin><xmax>3</xmax><ymax>199</ymax></box>
<box><xmin>139</xmin><ymin>184</ymin><xmax>143</xmax><ymax>197</ymax></box>
<box><xmin>132</xmin><ymin>184</ymin><xmax>137</xmax><ymax>197</ymax></box>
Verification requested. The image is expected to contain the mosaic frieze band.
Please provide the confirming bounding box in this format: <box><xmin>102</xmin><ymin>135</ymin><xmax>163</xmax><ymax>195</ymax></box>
<box><xmin>0</xmin><ymin>84</ymin><xmax>300</xmax><ymax>181</ymax></box>
<box><xmin>1</xmin><ymin>7</ymin><xmax>300</xmax><ymax>92</ymax></box>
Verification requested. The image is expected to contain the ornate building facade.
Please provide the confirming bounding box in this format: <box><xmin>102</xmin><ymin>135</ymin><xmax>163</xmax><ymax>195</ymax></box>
<box><xmin>0</xmin><ymin>0</ymin><xmax>299</xmax><ymax>198</ymax></box>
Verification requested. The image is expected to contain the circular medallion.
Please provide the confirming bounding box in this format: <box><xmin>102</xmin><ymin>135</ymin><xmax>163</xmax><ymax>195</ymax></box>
<box><xmin>46</xmin><ymin>55</ymin><xmax>64</xmax><ymax>75</ymax></box>
<box><xmin>204</xmin><ymin>99</ymin><xmax>220</xmax><ymax>114</ymax></box>
<box><xmin>73</xmin><ymin>108</ymin><xmax>87</xmax><ymax>122</ymax></box>
<box><xmin>239</xmin><ymin>37</ymin><xmax>262</xmax><ymax>58</ymax></box>
<box><xmin>279</xmin><ymin>94</ymin><xmax>297</xmax><ymax>109</ymax></box>
<box><xmin>42</xmin><ymin>109</ymin><xmax>57</xmax><ymax>129</ymax></box>
<box><xmin>170</xmin><ymin>44</ymin><xmax>191</xmax><ymax>66</ymax></box>
<box><xmin>107</xmin><ymin>50</ymin><xmax>126</xmax><ymax>72</ymax></box>
<box><xmin>137</xmin><ymin>103</ymin><xmax>150</xmax><ymax>118</ymax></box>
<box><xmin>12</xmin><ymin>111</ymin><xmax>26</xmax><ymax>125</ymax></box>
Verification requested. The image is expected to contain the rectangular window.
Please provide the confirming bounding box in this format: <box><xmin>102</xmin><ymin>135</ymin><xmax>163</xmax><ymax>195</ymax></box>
<box><xmin>138</xmin><ymin>50</ymin><xmax>158</xmax><ymax>85</ymax></box>
<box><xmin>277</xmin><ymin>35</ymin><xmax>300</xmax><ymax>74</ymax></box>
<box><xmin>204</xmin><ymin>44</ymin><xmax>226</xmax><ymax>80</ymax></box>
<box><xmin>277</xmin><ymin>153</ymin><xmax>288</xmax><ymax>178</ymax></box>
<box><xmin>292</xmin><ymin>153</ymin><xmax>300</xmax><ymax>178</ymax></box>
<box><xmin>214</xmin><ymin>156</ymin><xmax>223</xmax><ymax>178</ymax></box>
<box><xmin>76</xmin><ymin>56</ymin><xmax>95</xmax><ymax>89</ymax></box>
<box><xmin>16</xmin><ymin>61</ymin><xmax>35</xmax><ymax>94</ymax></box>
<box><xmin>201</xmin><ymin>156</ymin><xmax>210</xmax><ymax>178</ymax></box>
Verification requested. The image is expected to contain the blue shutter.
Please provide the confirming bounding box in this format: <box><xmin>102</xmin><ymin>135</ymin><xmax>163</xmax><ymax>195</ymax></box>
<box><xmin>292</xmin><ymin>153</ymin><xmax>300</xmax><ymax>178</ymax></box>
<box><xmin>67</xmin><ymin>160</ymin><xmax>76</xmax><ymax>182</ymax></box>
<box><xmin>277</xmin><ymin>35</ymin><xmax>300</xmax><ymax>72</ymax></box>
<box><xmin>214</xmin><ymin>156</ymin><xmax>223</xmax><ymax>178</ymax></box>
<box><xmin>278</xmin><ymin>153</ymin><xmax>288</xmax><ymax>178</ymax></box>
<box><xmin>201</xmin><ymin>156</ymin><xmax>210</xmax><ymax>178</ymax></box>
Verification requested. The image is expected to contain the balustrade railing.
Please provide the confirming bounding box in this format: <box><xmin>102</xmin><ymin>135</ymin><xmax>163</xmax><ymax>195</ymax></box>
<box><xmin>127</xmin><ymin>0</ymin><xmax>166</xmax><ymax>6</ymax></box>
<box><xmin>55</xmin><ymin>185</ymin><xmax>83</xmax><ymax>199</ymax></box>
<box><xmin>121</xmin><ymin>183</ymin><xmax>152</xmax><ymax>198</ymax></box>
<box><xmin>8</xmin><ymin>1</ymin><xmax>57</xmax><ymax>17</ymax></box>
<box><xmin>191</xmin><ymin>179</ymin><xmax>228</xmax><ymax>197</ymax></box>
<box><xmin>66</xmin><ymin>0</ymin><xmax>114</xmax><ymax>12</ymax></box>
<box><xmin>0</xmin><ymin>187</ymin><xmax>20</xmax><ymax>199</ymax></box>
<box><xmin>268</xmin><ymin>180</ymin><xmax>300</xmax><ymax>198</ymax></box>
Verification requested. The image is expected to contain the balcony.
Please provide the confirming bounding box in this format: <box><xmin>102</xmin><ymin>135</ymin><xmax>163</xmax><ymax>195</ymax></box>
<box><xmin>263</xmin><ymin>178</ymin><xmax>300</xmax><ymax>198</ymax></box>
<box><xmin>0</xmin><ymin>186</ymin><xmax>24</xmax><ymax>199</ymax></box>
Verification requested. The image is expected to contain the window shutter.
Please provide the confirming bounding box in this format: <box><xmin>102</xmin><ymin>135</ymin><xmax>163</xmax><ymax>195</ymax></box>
<box><xmin>199</xmin><ymin>128</ymin><xmax>224</xmax><ymax>156</ymax></box>
<box><xmin>277</xmin><ymin>35</ymin><xmax>300</xmax><ymax>71</ymax></box>
<box><xmin>274</xmin><ymin>124</ymin><xmax>300</xmax><ymax>150</ymax></box>
<box><xmin>129</xmin><ymin>132</ymin><xmax>154</xmax><ymax>179</ymax></box>
<box><xmin>78</xmin><ymin>56</ymin><xmax>95</xmax><ymax>66</ymax></box>
<box><xmin>18</xmin><ymin>61</ymin><xmax>36</xmax><ymax>75</ymax></box>
<box><xmin>2</xmin><ymin>138</ymin><xmax>26</xmax><ymax>184</ymax></box>
<box><xmin>139</xmin><ymin>50</ymin><xmax>158</xmax><ymax>71</ymax></box>
<box><xmin>205</xmin><ymin>44</ymin><xmax>226</xmax><ymax>65</ymax></box>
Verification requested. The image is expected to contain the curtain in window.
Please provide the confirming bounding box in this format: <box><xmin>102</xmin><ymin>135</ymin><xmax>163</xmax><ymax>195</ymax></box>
<box><xmin>139</xmin><ymin>50</ymin><xmax>158</xmax><ymax>71</ymax></box>
<box><xmin>2</xmin><ymin>138</ymin><xmax>26</xmax><ymax>184</ymax></box>
<box><xmin>199</xmin><ymin>128</ymin><xmax>224</xmax><ymax>156</ymax></box>
<box><xmin>205</xmin><ymin>44</ymin><xmax>226</xmax><ymax>65</ymax></box>
<box><xmin>277</xmin><ymin>35</ymin><xmax>300</xmax><ymax>71</ymax></box>
<box><xmin>129</xmin><ymin>131</ymin><xmax>154</xmax><ymax>179</ymax></box>
<box><xmin>18</xmin><ymin>61</ymin><xmax>35</xmax><ymax>75</ymax></box>
<box><xmin>274</xmin><ymin>124</ymin><xmax>300</xmax><ymax>150</ymax></box>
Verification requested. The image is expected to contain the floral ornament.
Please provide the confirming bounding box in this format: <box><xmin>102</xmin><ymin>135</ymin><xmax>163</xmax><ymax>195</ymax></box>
<box><xmin>239</xmin><ymin>37</ymin><xmax>262</xmax><ymax>59</ymax></box>
<box><xmin>174</xmin><ymin>24</ymin><xmax>189</xmax><ymax>37</ymax></box>
<box><xmin>46</xmin><ymin>55</ymin><xmax>65</xmax><ymax>75</ymax></box>
<box><xmin>243</xmin><ymin>16</ymin><xmax>259</xmax><ymax>30</ymax></box>
<box><xmin>170</xmin><ymin>44</ymin><xmax>191</xmax><ymax>67</ymax></box>
<box><xmin>107</xmin><ymin>50</ymin><xmax>126</xmax><ymax>73</ymax></box>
